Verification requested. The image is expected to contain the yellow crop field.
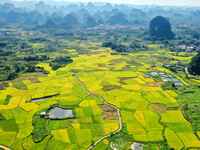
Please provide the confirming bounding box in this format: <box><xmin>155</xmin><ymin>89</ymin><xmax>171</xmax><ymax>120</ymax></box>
<box><xmin>142</xmin><ymin>78</ymin><xmax>155</xmax><ymax>83</ymax></box>
<box><xmin>161</xmin><ymin>111</ymin><xmax>187</xmax><ymax>122</ymax></box>
<box><xmin>166</xmin><ymin>90</ymin><xmax>178</xmax><ymax>97</ymax></box>
<box><xmin>0</xmin><ymin>97</ymin><xmax>21</xmax><ymax>110</ymax></box>
<box><xmin>79</xmin><ymin>100</ymin><xmax>89</xmax><ymax>107</ymax></box>
<box><xmin>161</xmin><ymin>91</ymin><xmax>172</xmax><ymax>98</ymax></box>
<box><xmin>122</xmin><ymin>84</ymin><xmax>142</xmax><ymax>90</ymax></box>
<box><xmin>37</xmin><ymin>101</ymin><xmax>57</xmax><ymax>112</ymax></box>
<box><xmin>106</xmin><ymin>89</ymin><xmax>130</xmax><ymax>97</ymax></box>
<box><xmin>1</xmin><ymin>37</ymin><xmax>200</xmax><ymax>150</ymax></box>
<box><xmin>17</xmin><ymin>126</ymin><xmax>34</xmax><ymax>138</ymax></box>
<box><xmin>133</xmin><ymin>78</ymin><xmax>145</xmax><ymax>84</ymax></box>
<box><xmin>88</xmin><ymin>100</ymin><xmax>97</xmax><ymax>106</ymax></box>
<box><xmin>59</xmin><ymin>129</ymin><xmax>70</xmax><ymax>143</ymax></box>
<box><xmin>12</xmin><ymin>90</ymin><xmax>27</xmax><ymax>97</ymax></box>
<box><xmin>127</xmin><ymin>122</ymin><xmax>146</xmax><ymax>135</ymax></box>
<box><xmin>9</xmin><ymin>82</ymin><xmax>13</xmax><ymax>87</ymax></box>
<box><xmin>150</xmin><ymin>91</ymin><xmax>163</xmax><ymax>98</ymax></box>
<box><xmin>165</xmin><ymin>128</ymin><xmax>184</xmax><ymax>150</ymax></box>
<box><xmin>91</xmin><ymin>105</ymin><xmax>103</xmax><ymax>115</ymax></box>
<box><xmin>75</xmin><ymin>108</ymin><xmax>85</xmax><ymax>117</ymax></box>
<box><xmin>103</xmin><ymin>120</ymin><xmax>119</xmax><ymax>135</ymax></box>
<box><xmin>192</xmin><ymin>79</ymin><xmax>200</xmax><ymax>83</ymax></box>
<box><xmin>74</xmin><ymin>129</ymin><xmax>92</xmax><ymax>144</ymax></box>
<box><xmin>20</xmin><ymin>101</ymin><xmax>38</xmax><ymax>111</ymax></box>
<box><xmin>177</xmin><ymin>133</ymin><xmax>200</xmax><ymax>147</ymax></box>
<box><xmin>36</xmin><ymin>63</ymin><xmax>52</xmax><ymax>71</ymax></box>
<box><xmin>6</xmin><ymin>87</ymin><xmax>17</xmax><ymax>94</ymax></box>
<box><xmin>23</xmin><ymin>80</ymin><xmax>32</xmax><ymax>85</ymax></box>
<box><xmin>134</xmin><ymin>111</ymin><xmax>146</xmax><ymax>126</ymax></box>
<box><xmin>51</xmin><ymin>130</ymin><xmax>62</xmax><ymax>141</ymax></box>
<box><xmin>71</xmin><ymin>123</ymin><xmax>80</xmax><ymax>129</ymax></box>
<box><xmin>26</xmin><ymin>89</ymin><xmax>35</xmax><ymax>96</ymax></box>
<box><xmin>135</xmin><ymin>98</ymin><xmax>150</xmax><ymax>111</ymax></box>
<box><xmin>0</xmin><ymin>132</ymin><xmax>17</xmax><ymax>146</ymax></box>
<box><xmin>115</xmin><ymin>92</ymin><xmax>136</xmax><ymax>102</ymax></box>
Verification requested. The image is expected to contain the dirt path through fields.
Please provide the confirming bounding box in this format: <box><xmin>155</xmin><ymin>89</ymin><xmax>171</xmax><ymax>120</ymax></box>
<box><xmin>73</xmin><ymin>74</ymin><xmax>122</xmax><ymax>150</ymax></box>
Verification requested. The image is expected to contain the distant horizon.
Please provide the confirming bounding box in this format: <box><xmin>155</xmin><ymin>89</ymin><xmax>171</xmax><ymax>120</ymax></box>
<box><xmin>10</xmin><ymin>0</ymin><xmax>200</xmax><ymax>7</ymax></box>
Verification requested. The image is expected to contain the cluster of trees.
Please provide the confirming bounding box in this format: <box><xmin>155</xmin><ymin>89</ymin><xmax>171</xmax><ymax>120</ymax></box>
<box><xmin>5</xmin><ymin>63</ymin><xmax>49</xmax><ymax>80</ymax></box>
<box><xmin>49</xmin><ymin>56</ymin><xmax>73</xmax><ymax>70</ymax></box>
<box><xmin>32</xmin><ymin>116</ymin><xmax>48</xmax><ymax>142</ymax></box>
<box><xmin>188</xmin><ymin>52</ymin><xmax>200</xmax><ymax>75</ymax></box>
<box><xmin>0</xmin><ymin>50</ymin><xmax>12</xmax><ymax>56</ymax></box>
<box><xmin>102</xmin><ymin>41</ymin><xmax>146</xmax><ymax>53</ymax></box>
<box><xmin>24</xmin><ymin>55</ymin><xmax>49</xmax><ymax>62</ymax></box>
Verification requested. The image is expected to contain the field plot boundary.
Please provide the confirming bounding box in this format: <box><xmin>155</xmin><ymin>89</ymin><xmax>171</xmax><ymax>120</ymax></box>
<box><xmin>73</xmin><ymin>74</ymin><xmax>122</xmax><ymax>150</ymax></box>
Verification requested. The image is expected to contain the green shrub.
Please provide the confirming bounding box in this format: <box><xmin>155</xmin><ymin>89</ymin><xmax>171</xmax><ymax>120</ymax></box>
<box><xmin>3</xmin><ymin>95</ymin><xmax>12</xmax><ymax>105</ymax></box>
<box><xmin>32</xmin><ymin>116</ymin><xmax>48</xmax><ymax>142</ymax></box>
<box><xmin>161</xmin><ymin>81</ymin><xmax>177</xmax><ymax>90</ymax></box>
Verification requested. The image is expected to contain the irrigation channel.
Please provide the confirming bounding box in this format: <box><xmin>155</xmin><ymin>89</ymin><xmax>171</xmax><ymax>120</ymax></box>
<box><xmin>73</xmin><ymin>74</ymin><xmax>122</xmax><ymax>150</ymax></box>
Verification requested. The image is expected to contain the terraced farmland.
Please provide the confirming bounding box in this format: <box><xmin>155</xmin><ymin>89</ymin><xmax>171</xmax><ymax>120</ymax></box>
<box><xmin>0</xmin><ymin>43</ymin><xmax>200</xmax><ymax>150</ymax></box>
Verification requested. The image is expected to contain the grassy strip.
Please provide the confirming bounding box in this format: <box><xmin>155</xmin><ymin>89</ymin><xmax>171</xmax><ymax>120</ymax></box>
<box><xmin>3</xmin><ymin>95</ymin><xmax>12</xmax><ymax>105</ymax></box>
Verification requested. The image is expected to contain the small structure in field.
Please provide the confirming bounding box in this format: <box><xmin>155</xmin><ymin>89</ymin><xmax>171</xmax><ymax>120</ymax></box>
<box><xmin>40</xmin><ymin>112</ymin><xmax>46</xmax><ymax>118</ymax></box>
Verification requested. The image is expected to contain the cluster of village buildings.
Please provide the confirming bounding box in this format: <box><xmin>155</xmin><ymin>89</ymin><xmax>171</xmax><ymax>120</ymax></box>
<box><xmin>176</xmin><ymin>45</ymin><xmax>200</xmax><ymax>52</ymax></box>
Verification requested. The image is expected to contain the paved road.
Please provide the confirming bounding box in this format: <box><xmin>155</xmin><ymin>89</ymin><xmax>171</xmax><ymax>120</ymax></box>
<box><xmin>73</xmin><ymin>74</ymin><xmax>122</xmax><ymax>150</ymax></box>
<box><xmin>0</xmin><ymin>145</ymin><xmax>11</xmax><ymax>150</ymax></box>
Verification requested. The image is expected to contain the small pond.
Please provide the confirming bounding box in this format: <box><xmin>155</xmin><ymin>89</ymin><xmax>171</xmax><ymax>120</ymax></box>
<box><xmin>32</xmin><ymin>95</ymin><xmax>57</xmax><ymax>102</ymax></box>
<box><xmin>159</xmin><ymin>72</ymin><xmax>165</xmax><ymax>75</ymax></box>
<box><xmin>175</xmin><ymin>82</ymin><xmax>184</xmax><ymax>86</ymax></box>
<box><xmin>161</xmin><ymin>75</ymin><xmax>168</xmax><ymax>78</ymax></box>
<box><xmin>161</xmin><ymin>78</ymin><xmax>172</xmax><ymax>82</ymax></box>
<box><xmin>48</xmin><ymin>107</ymin><xmax>74</xmax><ymax>119</ymax></box>
<box><xmin>172</xmin><ymin>78</ymin><xmax>179</xmax><ymax>82</ymax></box>
<box><xmin>150</xmin><ymin>72</ymin><xmax>158</xmax><ymax>76</ymax></box>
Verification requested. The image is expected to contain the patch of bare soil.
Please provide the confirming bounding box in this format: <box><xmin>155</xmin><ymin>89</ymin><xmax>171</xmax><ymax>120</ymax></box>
<box><xmin>72</xmin><ymin>119</ymin><xmax>78</xmax><ymax>124</ymax></box>
<box><xmin>103</xmin><ymin>112</ymin><xmax>118</xmax><ymax>120</ymax></box>
<box><xmin>145</xmin><ymin>82</ymin><xmax>164</xmax><ymax>87</ymax></box>
<box><xmin>100</xmin><ymin>104</ymin><xmax>116</xmax><ymax>112</ymax></box>
<box><xmin>148</xmin><ymin>104</ymin><xmax>166</xmax><ymax>114</ymax></box>
<box><xmin>54</xmin><ymin>121</ymin><xmax>58</xmax><ymax>124</ymax></box>
<box><xmin>153</xmin><ymin>81</ymin><xmax>164</xmax><ymax>87</ymax></box>
<box><xmin>67</xmin><ymin>121</ymin><xmax>71</xmax><ymax>126</ymax></box>
<box><xmin>109</xmin><ymin>67</ymin><xmax>115</xmax><ymax>70</ymax></box>
<box><xmin>88</xmin><ymin>94</ymin><xmax>98</xmax><ymax>98</ymax></box>
<box><xmin>145</xmin><ymin>82</ymin><xmax>154</xmax><ymax>87</ymax></box>
<box><xmin>122</xmin><ymin>67</ymin><xmax>131</xmax><ymax>70</ymax></box>
<box><xmin>102</xmin><ymin>85</ymin><xmax>121</xmax><ymax>91</ymax></box>
<box><xmin>98</xmin><ymin>64</ymin><xmax>106</xmax><ymax>67</ymax></box>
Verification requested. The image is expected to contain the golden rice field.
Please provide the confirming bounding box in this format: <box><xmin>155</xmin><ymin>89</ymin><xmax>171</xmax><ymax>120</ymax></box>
<box><xmin>0</xmin><ymin>43</ymin><xmax>199</xmax><ymax>150</ymax></box>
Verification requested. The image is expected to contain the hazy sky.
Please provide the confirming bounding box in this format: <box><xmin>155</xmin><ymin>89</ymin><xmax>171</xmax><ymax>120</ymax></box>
<box><xmin>12</xmin><ymin>0</ymin><xmax>200</xmax><ymax>6</ymax></box>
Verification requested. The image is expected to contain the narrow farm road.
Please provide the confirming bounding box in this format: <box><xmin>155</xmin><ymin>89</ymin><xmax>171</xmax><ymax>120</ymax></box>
<box><xmin>0</xmin><ymin>145</ymin><xmax>11</xmax><ymax>150</ymax></box>
<box><xmin>185</xmin><ymin>67</ymin><xmax>200</xmax><ymax>79</ymax></box>
<box><xmin>73</xmin><ymin>74</ymin><xmax>122</xmax><ymax>150</ymax></box>
<box><xmin>185</xmin><ymin>67</ymin><xmax>190</xmax><ymax>76</ymax></box>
